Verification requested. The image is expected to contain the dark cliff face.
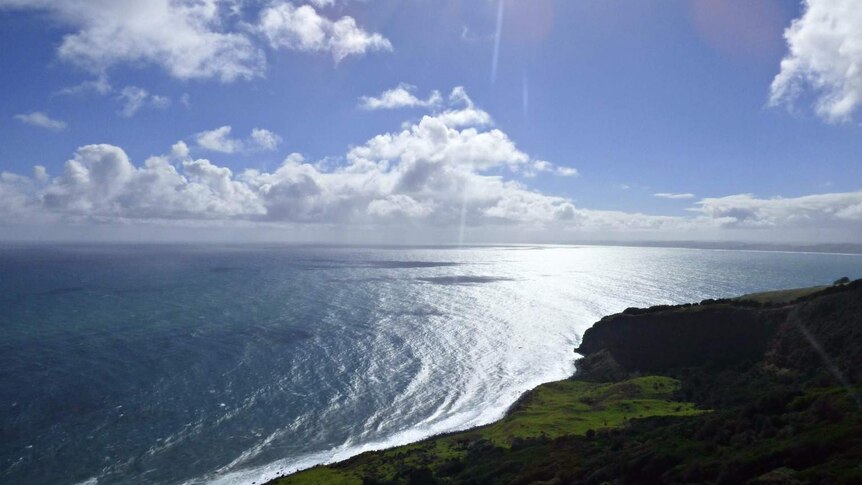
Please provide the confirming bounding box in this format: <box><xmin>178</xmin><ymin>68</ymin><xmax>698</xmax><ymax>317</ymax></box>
<box><xmin>576</xmin><ymin>305</ymin><xmax>786</xmax><ymax>372</ymax></box>
<box><xmin>576</xmin><ymin>280</ymin><xmax>862</xmax><ymax>381</ymax></box>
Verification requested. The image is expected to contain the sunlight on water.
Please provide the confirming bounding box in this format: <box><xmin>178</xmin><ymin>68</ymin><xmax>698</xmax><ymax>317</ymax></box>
<box><xmin>1</xmin><ymin>244</ymin><xmax>861</xmax><ymax>484</ymax></box>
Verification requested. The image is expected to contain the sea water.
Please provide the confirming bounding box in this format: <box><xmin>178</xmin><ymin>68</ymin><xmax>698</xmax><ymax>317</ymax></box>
<box><xmin>1</xmin><ymin>244</ymin><xmax>861</xmax><ymax>484</ymax></box>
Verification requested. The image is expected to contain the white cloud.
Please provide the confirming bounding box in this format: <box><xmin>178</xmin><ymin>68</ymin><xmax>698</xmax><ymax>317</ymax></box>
<box><xmin>0</xmin><ymin>171</ymin><xmax>37</xmax><ymax>217</ymax></box>
<box><xmin>3</xmin><ymin>141</ymin><xmax>861</xmax><ymax>241</ymax></box>
<box><xmin>250</xmin><ymin>128</ymin><xmax>283</xmax><ymax>151</ymax></box>
<box><xmin>194</xmin><ymin>126</ymin><xmax>282</xmax><ymax>153</ymax></box>
<box><xmin>259</xmin><ymin>1</ymin><xmax>392</xmax><ymax>62</ymax></box>
<box><xmin>363</xmin><ymin>85</ymin><xmax>493</xmax><ymax>128</ymax></box>
<box><xmin>367</xmin><ymin>194</ymin><xmax>434</xmax><ymax>219</ymax></box>
<box><xmin>427</xmin><ymin>87</ymin><xmax>495</xmax><ymax>128</ymax></box>
<box><xmin>770</xmin><ymin>0</ymin><xmax>862</xmax><ymax>122</ymax></box>
<box><xmin>171</xmin><ymin>141</ymin><xmax>190</xmax><ymax>159</ymax></box>
<box><xmin>2</xmin><ymin>87</ymin><xmax>861</xmax><ymax>243</ymax></box>
<box><xmin>693</xmin><ymin>192</ymin><xmax>862</xmax><ymax>227</ymax></box>
<box><xmin>531</xmin><ymin>160</ymin><xmax>554</xmax><ymax>173</ymax></box>
<box><xmin>556</xmin><ymin>166</ymin><xmax>578</xmax><ymax>177</ymax></box>
<box><xmin>434</xmin><ymin>108</ymin><xmax>493</xmax><ymax>129</ymax></box>
<box><xmin>57</xmin><ymin>78</ymin><xmax>171</xmax><ymax>118</ymax></box>
<box><xmin>0</xmin><ymin>0</ymin><xmax>388</xmax><ymax>81</ymax></box>
<box><xmin>35</xmin><ymin>144</ymin><xmax>264</xmax><ymax>219</ymax></box>
<box><xmin>654</xmin><ymin>192</ymin><xmax>695</xmax><ymax>200</ymax></box>
<box><xmin>0</xmin><ymin>91</ymin><xmax>571</xmax><ymax>227</ymax></box>
<box><xmin>56</xmin><ymin>75</ymin><xmax>112</xmax><ymax>96</ymax></box>
<box><xmin>0</xmin><ymin>0</ymin><xmax>265</xmax><ymax>82</ymax></box>
<box><xmin>194</xmin><ymin>126</ymin><xmax>245</xmax><ymax>154</ymax></box>
<box><xmin>117</xmin><ymin>86</ymin><xmax>171</xmax><ymax>117</ymax></box>
<box><xmin>14</xmin><ymin>111</ymin><xmax>67</xmax><ymax>131</ymax></box>
<box><xmin>359</xmin><ymin>84</ymin><xmax>442</xmax><ymax>110</ymax></box>
<box><xmin>346</xmin><ymin>113</ymin><xmax>528</xmax><ymax>172</ymax></box>
<box><xmin>524</xmin><ymin>160</ymin><xmax>578</xmax><ymax>178</ymax></box>
<box><xmin>33</xmin><ymin>165</ymin><xmax>49</xmax><ymax>182</ymax></box>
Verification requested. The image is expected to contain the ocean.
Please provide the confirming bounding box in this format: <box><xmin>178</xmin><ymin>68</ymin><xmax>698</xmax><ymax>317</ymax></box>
<box><xmin>1</xmin><ymin>244</ymin><xmax>861</xmax><ymax>484</ymax></box>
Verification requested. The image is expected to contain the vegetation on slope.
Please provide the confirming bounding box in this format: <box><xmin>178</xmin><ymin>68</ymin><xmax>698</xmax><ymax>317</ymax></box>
<box><xmin>274</xmin><ymin>376</ymin><xmax>703</xmax><ymax>484</ymax></box>
<box><xmin>733</xmin><ymin>285</ymin><xmax>829</xmax><ymax>305</ymax></box>
<box><xmin>271</xmin><ymin>279</ymin><xmax>862</xmax><ymax>484</ymax></box>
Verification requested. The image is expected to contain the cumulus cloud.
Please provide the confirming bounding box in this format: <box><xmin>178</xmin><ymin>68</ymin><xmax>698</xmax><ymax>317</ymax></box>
<box><xmin>194</xmin><ymin>126</ymin><xmax>282</xmax><ymax>154</ymax></box>
<box><xmin>259</xmin><ymin>1</ymin><xmax>392</xmax><ymax>62</ymax></box>
<box><xmin>117</xmin><ymin>86</ymin><xmax>171</xmax><ymax>117</ymax></box>
<box><xmin>0</xmin><ymin>91</ymin><xmax>578</xmax><ymax>229</ymax></box>
<box><xmin>363</xmin><ymin>85</ymin><xmax>493</xmax><ymax>129</ymax></box>
<box><xmin>2</xmin><ymin>87</ymin><xmax>860</xmax><ymax>243</ymax></box>
<box><xmin>195</xmin><ymin>126</ymin><xmax>245</xmax><ymax>154</ymax></box>
<box><xmin>3</xmin><ymin>140</ymin><xmax>860</xmax><ymax>240</ymax></box>
<box><xmin>359</xmin><ymin>84</ymin><xmax>442</xmax><ymax>110</ymax></box>
<box><xmin>171</xmin><ymin>141</ymin><xmax>190</xmax><ymax>159</ymax></box>
<box><xmin>0</xmin><ymin>0</ymin><xmax>389</xmax><ymax>81</ymax></box>
<box><xmin>0</xmin><ymin>171</ymin><xmax>38</xmax><ymax>217</ymax></box>
<box><xmin>250</xmin><ymin>128</ymin><xmax>283</xmax><ymax>151</ymax></box>
<box><xmin>770</xmin><ymin>0</ymin><xmax>862</xmax><ymax>122</ymax></box>
<box><xmin>0</xmin><ymin>0</ymin><xmax>265</xmax><ymax>82</ymax></box>
<box><xmin>13</xmin><ymin>111</ymin><xmax>67</xmax><ymax>131</ymax></box>
<box><xmin>30</xmin><ymin>144</ymin><xmax>265</xmax><ymax>219</ymax></box>
<box><xmin>654</xmin><ymin>192</ymin><xmax>695</xmax><ymax>200</ymax></box>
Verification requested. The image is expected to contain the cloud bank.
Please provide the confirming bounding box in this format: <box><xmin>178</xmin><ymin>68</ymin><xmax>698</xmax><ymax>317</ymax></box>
<box><xmin>0</xmin><ymin>93</ymin><xmax>590</xmax><ymax>232</ymax></box>
<box><xmin>694</xmin><ymin>192</ymin><xmax>862</xmax><ymax>228</ymax></box>
<box><xmin>2</xmin><ymin>87</ymin><xmax>860</xmax><ymax>242</ymax></box>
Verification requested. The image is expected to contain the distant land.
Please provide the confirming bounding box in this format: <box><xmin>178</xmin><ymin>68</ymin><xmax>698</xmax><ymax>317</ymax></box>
<box><xmin>2</xmin><ymin>240</ymin><xmax>861</xmax><ymax>256</ymax></box>
<box><xmin>272</xmin><ymin>279</ymin><xmax>862</xmax><ymax>484</ymax></box>
<box><xmin>582</xmin><ymin>241</ymin><xmax>862</xmax><ymax>255</ymax></box>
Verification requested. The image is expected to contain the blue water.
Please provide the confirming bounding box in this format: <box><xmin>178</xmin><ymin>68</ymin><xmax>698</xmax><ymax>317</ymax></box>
<box><xmin>1</xmin><ymin>244</ymin><xmax>861</xmax><ymax>484</ymax></box>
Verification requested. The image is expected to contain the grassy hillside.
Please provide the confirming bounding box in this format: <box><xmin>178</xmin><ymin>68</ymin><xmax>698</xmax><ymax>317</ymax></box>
<box><xmin>274</xmin><ymin>376</ymin><xmax>704</xmax><ymax>484</ymax></box>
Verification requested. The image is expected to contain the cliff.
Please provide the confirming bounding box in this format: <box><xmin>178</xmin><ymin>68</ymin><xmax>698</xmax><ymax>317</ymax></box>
<box><xmin>576</xmin><ymin>279</ymin><xmax>862</xmax><ymax>384</ymax></box>
<box><xmin>272</xmin><ymin>279</ymin><xmax>862</xmax><ymax>484</ymax></box>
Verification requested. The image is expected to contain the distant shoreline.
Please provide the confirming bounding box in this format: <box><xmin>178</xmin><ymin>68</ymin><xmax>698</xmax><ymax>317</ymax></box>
<box><xmin>1</xmin><ymin>240</ymin><xmax>862</xmax><ymax>255</ymax></box>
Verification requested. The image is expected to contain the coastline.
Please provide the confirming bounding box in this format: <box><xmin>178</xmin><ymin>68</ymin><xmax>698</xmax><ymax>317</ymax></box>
<box><xmin>267</xmin><ymin>279</ymin><xmax>862</xmax><ymax>484</ymax></box>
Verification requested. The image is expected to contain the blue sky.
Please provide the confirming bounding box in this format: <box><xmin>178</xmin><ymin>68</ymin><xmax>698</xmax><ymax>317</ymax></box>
<box><xmin>1</xmin><ymin>0</ymin><xmax>861</xmax><ymax>243</ymax></box>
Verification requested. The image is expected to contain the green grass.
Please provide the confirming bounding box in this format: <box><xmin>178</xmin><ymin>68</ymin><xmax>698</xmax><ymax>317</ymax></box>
<box><xmin>273</xmin><ymin>376</ymin><xmax>705</xmax><ymax>484</ymax></box>
<box><xmin>276</xmin><ymin>467</ymin><xmax>361</xmax><ymax>485</ymax></box>
<box><xmin>481</xmin><ymin>375</ymin><xmax>703</xmax><ymax>446</ymax></box>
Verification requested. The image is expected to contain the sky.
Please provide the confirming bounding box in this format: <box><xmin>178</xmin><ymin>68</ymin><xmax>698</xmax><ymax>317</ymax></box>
<box><xmin>0</xmin><ymin>0</ymin><xmax>861</xmax><ymax>244</ymax></box>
